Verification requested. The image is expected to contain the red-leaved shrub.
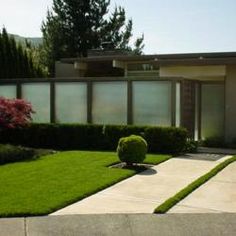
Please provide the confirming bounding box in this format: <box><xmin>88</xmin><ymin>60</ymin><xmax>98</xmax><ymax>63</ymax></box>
<box><xmin>0</xmin><ymin>97</ymin><xmax>34</xmax><ymax>128</ymax></box>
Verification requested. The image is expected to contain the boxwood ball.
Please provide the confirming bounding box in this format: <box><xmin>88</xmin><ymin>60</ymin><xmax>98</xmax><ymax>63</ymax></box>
<box><xmin>117</xmin><ymin>135</ymin><xmax>148</xmax><ymax>165</ymax></box>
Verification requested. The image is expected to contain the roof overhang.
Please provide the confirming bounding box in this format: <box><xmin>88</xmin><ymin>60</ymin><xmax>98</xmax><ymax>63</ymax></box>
<box><xmin>60</xmin><ymin>52</ymin><xmax>236</xmax><ymax>66</ymax></box>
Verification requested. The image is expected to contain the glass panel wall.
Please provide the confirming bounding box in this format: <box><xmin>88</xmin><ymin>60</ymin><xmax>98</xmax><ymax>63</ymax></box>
<box><xmin>133</xmin><ymin>81</ymin><xmax>172</xmax><ymax>126</ymax></box>
<box><xmin>22</xmin><ymin>83</ymin><xmax>50</xmax><ymax>123</ymax></box>
<box><xmin>92</xmin><ymin>82</ymin><xmax>127</xmax><ymax>124</ymax></box>
<box><xmin>176</xmin><ymin>82</ymin><xmax>181</xmax><ymax>127</ymax></box>
<box><xmin>0</xmin><ymin>80</ymin><xmax>181</xmax><ymax>127</ymax></box>
<box><xmin>0</xmin><ymin>85</ymin><xmax>16</xmax><ymax>98</ymax></box>
<box><xmin>55</xmin><ymin>83</ymin><xmax>87</xmax><ymax>123</ymax></box>
<box><xmin>201</xmin><ymin>84</ymin><xmax>224</xmax><ymax>139</ymax></box>
<box><xmin>194</xmin><ymin>84</ymin><xmax>200</xmax><ymax>140</ymax></box>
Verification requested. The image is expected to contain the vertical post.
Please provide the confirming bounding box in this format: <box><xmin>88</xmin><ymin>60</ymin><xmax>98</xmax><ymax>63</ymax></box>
<box><xmin>87</xmin><ymin>81</ymin><xmax>92</xmax><ymax>124</ymax></box>
<box><xmin>175</xmin><ymin>82</ymin><xmax>181</xmax><ymax>128</ymax></box>
<box><xmin>171</xmin><ymin>81</ymin><xmax>176</xmax><ymax>127</ymax></box>
<box><xmin>198</xmin><ymin>83</ymin><xmax>202</xmax><ymax>140</ymax></box>
<box><xmin>124</xmin><ymin>63</ymin><xmax>128</xmax><ymax>77</ymax></box>
<box><xmin>180</xmin><ymin>80</ymin><xmax>184</xmax><ymax>127</ymax></box>
<box><xmin>127</xmin><ymin>80</ymin><xmax>133</xmax><ymax>125</ymax></box>
<box><xmin>194</xmin><ymin>83</ymin><xmax>200</xmax><ymax>141</ymax></box>
<box><xmin>16</xmin><ymin>82</ymin><xmax>22</xmax><ymax>99</ymax></box>
<box><xmin>223</xmin><ymin>78</ymin><xmax>226</xmax><ymax>143</ymax></box>
<box><xmin>50</xmin><ymin>82</ymin><xmax>56</xmax><ymax>123</ymax></box>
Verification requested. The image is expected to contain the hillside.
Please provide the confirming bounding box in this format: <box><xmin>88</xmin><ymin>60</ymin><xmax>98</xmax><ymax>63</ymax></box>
<box><xmin>11</xmin><ymin>34</ymin><xmax>43</xmax><ymax>47</ymax></box>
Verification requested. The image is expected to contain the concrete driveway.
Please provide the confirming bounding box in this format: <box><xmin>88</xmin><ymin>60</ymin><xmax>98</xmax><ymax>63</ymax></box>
<box><xmin>169</xmin><ymin>162</ymin><xmax>236</xmax><ymax>213</ymax></box>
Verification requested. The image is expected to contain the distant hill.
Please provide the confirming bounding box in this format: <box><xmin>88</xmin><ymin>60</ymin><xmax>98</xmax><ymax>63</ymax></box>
<box><xmin>11</xmin><ymin>34</ymin><xmax>43</xmax><ymax>47</ymax></box>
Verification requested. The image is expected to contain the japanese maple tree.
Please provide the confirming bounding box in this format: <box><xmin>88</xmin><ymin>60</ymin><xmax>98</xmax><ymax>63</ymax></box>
<box><xmin>0</xmin><ymin>97</ymin><xmax>34</xmax><ymax>128</ymax></box>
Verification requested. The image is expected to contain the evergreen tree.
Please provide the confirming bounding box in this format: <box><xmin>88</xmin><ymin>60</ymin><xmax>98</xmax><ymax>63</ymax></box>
<box><xmin>17</xmin><ymin>44</ymin><xmax>25</xmax><ymax>78</ymax></box>
<box><xmin>9</xmin><ymin>37</ymin><xmax>18</xmax><ymax>77</ymax></box>
<box><xmin>2</xmin><ymin>28</ymin><xmax>11</xmax><ymax>78</ymax></box>
<box><xmin>0</xmin><ymin>28</ymin><xmax>45</xmax><ymax>79</ymax></box>
<box><xmin>41</xmin><ymin>0</ymin><xmax>145</xmax><ymax>76</ymax></box>
<box><xmin>0</xmin><ymin>35</ymin><xmax>2</xmax><ymax>78</ymax></box>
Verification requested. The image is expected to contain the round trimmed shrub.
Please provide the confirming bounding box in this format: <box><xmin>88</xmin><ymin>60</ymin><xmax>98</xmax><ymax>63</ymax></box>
<box><xmin>117</xmin><ymin>135</ymin><xmax>148</xmax><ymax>165</ymax></box>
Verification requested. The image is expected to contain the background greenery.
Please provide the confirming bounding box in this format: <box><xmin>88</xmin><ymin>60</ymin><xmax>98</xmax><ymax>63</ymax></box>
<box><xmin>0</xmin><ymin>28</ymin><xmax>45</xmax><ymax>78</ymax></box>
<box><xmin>41</xmin><ymin>0</ymin><xmax>145</xmax><ymax>76</ymax></box>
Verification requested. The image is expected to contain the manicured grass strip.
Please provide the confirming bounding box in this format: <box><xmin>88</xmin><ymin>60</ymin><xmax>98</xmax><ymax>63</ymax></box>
<box><xmin>144</xmin><ymin>154</ymin><xmax>171</xmax><ymax>165</ymax></box>
<box><xmin>0</xmin><ymin>151</ymin><xmax>169</xmax><ymax>217</ymax></box>
<box><xmin>154</xmin><ymin>156</ymin><xmax>236</xmax><ymax>214</ymax></box>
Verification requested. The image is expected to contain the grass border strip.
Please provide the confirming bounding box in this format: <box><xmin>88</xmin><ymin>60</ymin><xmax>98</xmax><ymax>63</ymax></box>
<box><xmin>154</xmin><ymin>156</ymin><xmax>236</xmax><ymax>214</ymax></box>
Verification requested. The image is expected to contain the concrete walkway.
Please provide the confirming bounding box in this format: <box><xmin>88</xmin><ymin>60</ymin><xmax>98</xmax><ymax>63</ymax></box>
<box><xmin>52</xmin><ymin>154</ymin><xmax>231</xmax><ymax>215</ymax></box>
<box><xmin>198</xmin><ymin>147</ymin><xmax>236</xmax><ymax>155</ymax></box>
<box><xmin>169</xmin><ymin>161</ymin><xmax>236</xmax><ymax>213</ymax></box>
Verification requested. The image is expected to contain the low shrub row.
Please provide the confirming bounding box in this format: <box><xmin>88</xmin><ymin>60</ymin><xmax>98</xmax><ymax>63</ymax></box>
<box><xmin>202</xmin><ymin>136</ymin><xmax>236</xmax><ymax>149</ymax></box>
<box><xmin>203</xmin><ymin>136</ymin><xmax>225</xmax><ymax>148</ymax></box>
<box><xmin>184</xmin><ymin>139</ymin><xmax>199</xmax><ymax>153</ymax></box>
<box><xmin>0</xmin><ymin>144</ymin><xmax>35</xmax><ymax>165</ymax></box>
<box><xmin>0</xmin><ymin>124</ymin><xmax>188</xmax><ymax>154</ymax></box>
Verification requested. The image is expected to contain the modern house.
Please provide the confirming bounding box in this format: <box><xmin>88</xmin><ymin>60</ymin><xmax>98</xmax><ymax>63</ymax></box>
<box><xmin>56</xmin><ymin>50</ymin><xmax>236</xmax><ymax>142</ymax></box>
<box><xmin>0</xmin><ymin>50</ymin><xmax>236</xmax><ymax>142</ymax></box>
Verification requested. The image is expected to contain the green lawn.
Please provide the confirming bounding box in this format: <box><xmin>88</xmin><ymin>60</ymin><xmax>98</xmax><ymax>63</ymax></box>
<box><xmin>0</xmin><ymin>151</ymin><xmax>170</xmax><ymax>217</ymax></box>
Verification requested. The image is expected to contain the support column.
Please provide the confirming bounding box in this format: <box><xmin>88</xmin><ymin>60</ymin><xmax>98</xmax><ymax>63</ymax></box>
<box><xmin>225</xmin><ymin>65</ymin><xmax>236</xmax><ymax>142</ymax></box>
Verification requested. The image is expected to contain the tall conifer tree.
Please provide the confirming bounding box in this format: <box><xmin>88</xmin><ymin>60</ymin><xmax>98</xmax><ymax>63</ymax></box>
<box><xmin>41</xmin><ymin>0</ymin><xmax>145</xmax><ymax>76</ymax></box>
<box><xmin>0</xmin><ymin>28</ymin><xmax>44</xmax><ymax>79</ymax></box>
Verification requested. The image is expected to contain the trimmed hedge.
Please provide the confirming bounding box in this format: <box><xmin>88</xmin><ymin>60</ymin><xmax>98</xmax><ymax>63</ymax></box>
<box><xmin>145</xmin><ymin>127</ymin><xmax>187</xmax><ymax>154</ymax></box>
<box><xmin>104</xmin><ymin>125</ymin><xmax>146</xmax><ymax>150</ymax></box>
<box><xmin>0</xmin><ymin>124</ymin><xmax>105</xmax><ymax>150</ymax></box>
<box><xmin>0</xmin><ymin>144</ymin><xmax>35</xmax><ymax>165</ymax></box>
<box><xmin>203</xmin><ymin>136</ymin><xmax>225</xmax><ymax>148</ymax></box>
<box><xmin>0</xmin><ymin>124</ymin><xmax>188</xmax><ymax>154</ymax></box>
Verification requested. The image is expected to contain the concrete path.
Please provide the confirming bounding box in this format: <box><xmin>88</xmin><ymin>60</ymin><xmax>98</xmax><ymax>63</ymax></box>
<box><xmin>52</xmin><ymin>154</ymin><xmax>231</xmax><ymax>215</ymax></box>
<box><xmin>198</xmin><ymin>147</ymin><xmax>236</xmax><ymax>155</ymax></box>
<box><xmin>169</xmin><ymin>161</ymin><xmax>236</xmax><ymax>213</ymax></box>
<box><xmin>1</xmin><ymin>214</ymin><xmax>236</xmax><ymax>236</ymax></box>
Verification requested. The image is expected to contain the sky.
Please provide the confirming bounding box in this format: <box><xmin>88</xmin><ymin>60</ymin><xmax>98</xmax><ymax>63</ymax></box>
<box><xmin>0</xmin><ymin>0</ymin><xmax>236</xmax><ymax>54</ymax></box>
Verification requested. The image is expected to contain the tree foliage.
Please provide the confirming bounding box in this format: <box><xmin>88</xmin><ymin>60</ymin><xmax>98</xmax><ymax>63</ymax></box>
<box><xmin>0</xmin><ymin>97</ymin><xmax>34</xmax><ymax>129</ymax></box>
<box><xmin>0</xmin><ymin>28</ymin><xmax>45</xmax><ymax>79</ymax></box>
<box><xmin>41</xmin><ymin>0</ymin><xmax>145</xmax><ymax>76</ymax></box>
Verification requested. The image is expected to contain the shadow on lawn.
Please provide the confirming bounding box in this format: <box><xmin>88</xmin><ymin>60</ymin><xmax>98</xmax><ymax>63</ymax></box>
<box><xmin>110</xmin><ymin>162</ymin><xmax>157</xmax><ymax>175</ymax></box>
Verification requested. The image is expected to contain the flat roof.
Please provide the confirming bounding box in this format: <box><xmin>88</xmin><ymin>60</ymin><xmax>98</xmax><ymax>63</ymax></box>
<box><xmin>61</xmin><ymin>51</ymin><xmax>236</xmax><ymax>66</ymax></box>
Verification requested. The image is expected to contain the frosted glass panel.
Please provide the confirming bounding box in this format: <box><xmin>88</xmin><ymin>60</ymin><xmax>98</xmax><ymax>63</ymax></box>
<box><xmin>201</xmin><ymin>84</ymin><xmax>224</xmax><ymax>139</ymax></box>
<box><xmin>133</xmin><ymin>81</ymin><xmax>172</xmax><ymax>126</ymax></box>
<box><xmin>55</xmin><ymin>83</ymin><xmax>87</xmax><ymax>123</ymax></box>
<box><xmin>22</xmin><ymin>83</ymin><xmax>50</xmax><ymax>123</ymax></box>
<box><xmin>194</xmin><ymin>84</ymin><xmax>200</xmax><ymax>141</ymax></box>
<box><xmin>176</xmin><ymin>83</ymin><xmax>181</xmax><ymax>127</ymax></box>
<box><xmin>92</xmin><ymin>82</ymin><xmax>127</xmax><ymax>124</ymax></box>
<box><xmin>0</xmin><ymin>85</ymin><xmax>16</xmax><ymax>98</ymax></box>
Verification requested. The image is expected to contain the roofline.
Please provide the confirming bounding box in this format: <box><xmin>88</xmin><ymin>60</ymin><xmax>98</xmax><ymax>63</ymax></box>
<box><xmin>60</xmin><ymin>51</ymin><xmax>236</xmax><ymax>65</ymax></box>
